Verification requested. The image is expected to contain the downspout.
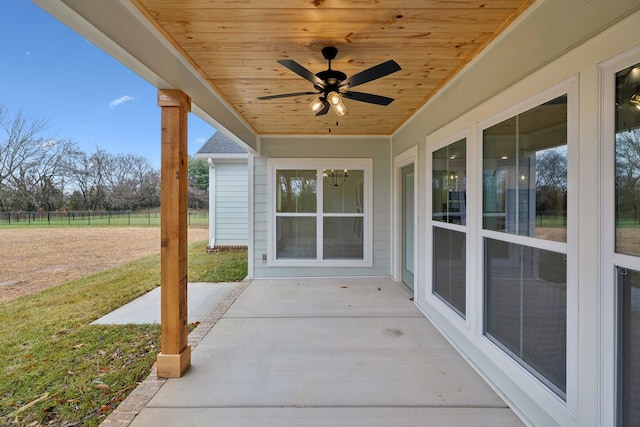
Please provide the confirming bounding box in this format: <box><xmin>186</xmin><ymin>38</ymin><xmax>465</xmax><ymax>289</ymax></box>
<box><xmin>208</xmin><ymin>158</ymin><xmax>216</xmax><ymax>250</ymax></box>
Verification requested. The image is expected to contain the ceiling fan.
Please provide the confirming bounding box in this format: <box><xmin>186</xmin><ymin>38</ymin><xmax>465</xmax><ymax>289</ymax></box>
<box><xmin>258</xmin><ymin>46</ymin><xmax>401</xmax><ymax>117</ymax></box>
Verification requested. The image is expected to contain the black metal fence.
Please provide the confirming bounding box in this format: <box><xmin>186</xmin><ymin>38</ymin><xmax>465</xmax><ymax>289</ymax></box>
<box><xmin>0</xmin><ymin>210</ymin><xmax>209</xmax><ymax>227</ymax></box>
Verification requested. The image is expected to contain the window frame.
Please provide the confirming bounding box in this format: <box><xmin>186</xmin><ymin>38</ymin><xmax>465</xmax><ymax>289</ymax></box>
<box><xmin>428</xmin><ymin>131</ymin><xmax>470</xmax><ymax>323</ymax></box>
<box><xmin>267</xmin><ymin>158</ymin><xmax>373</xmax><ymax>267</ymax></box>
<box><xmin>600</xmin><ymin>46</ymin><xmax>640</xmax><ymax>427</ymax></box>
<box><xmin>476</xmin><ymin>77</ymin><xmax>579</xmax><ymax>409</ymax></box>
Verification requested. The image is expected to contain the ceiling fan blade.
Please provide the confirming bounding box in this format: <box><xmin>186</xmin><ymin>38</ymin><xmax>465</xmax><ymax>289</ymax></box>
<box><xmin>339</xmin><ymin>60</ymin><xmax>401</xmax><ymax>89</ymax></box>
<box><xmin>278</xmin><ymin>60</ymin><xmax>325</xmax><ymax>88</ymax></box>
<box><xmin>342</xmin><ymin>91</ymin><xmax>395</xmax><ymax>106</ymax></box>
<box><xmin>258</xmin><ymin>91</ymin><xmax>319</xmax><ymax>100</ymax></box>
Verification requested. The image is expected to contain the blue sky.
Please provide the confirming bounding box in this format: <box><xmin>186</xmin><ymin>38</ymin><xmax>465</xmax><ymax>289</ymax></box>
<box><xmin>0</xmin><ymin>2</ymin><xmax>216</xmax><ymax>168</ymax></box>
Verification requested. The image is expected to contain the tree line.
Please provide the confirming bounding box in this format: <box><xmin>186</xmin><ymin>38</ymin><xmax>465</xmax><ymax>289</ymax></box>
<box><xmin>0</xmin><ymin>105</ymin><xmax>208</xmax><ymax>212</ymax></box>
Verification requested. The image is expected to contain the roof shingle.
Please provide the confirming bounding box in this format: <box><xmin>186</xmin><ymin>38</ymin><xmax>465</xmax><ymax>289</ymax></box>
<box><xmin>196</xmin><ymin>132</ymin><xmax>247</xmax><ymax>155</ymax></box>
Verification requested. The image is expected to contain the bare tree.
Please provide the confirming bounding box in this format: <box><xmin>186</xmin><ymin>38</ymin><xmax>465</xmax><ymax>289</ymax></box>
<box><xmin>66</xmin><ymin>148</ymin><xmax>111</xmax><ymax>211</ymax></box>
<box><xmin>105</xmin><ymin>153</ymin><xmax>159</xmax><ymax>210</ymax></box>
<box><xmin>0</xmin><ymin>106</ymin><xmax>79</xmax><ymax>211</ymax></box>
<box><xmin>535</xmin><ymin>147</ymin><xmax>567</xmax><ymax>217</ymax></box>
<box><xmin>616</xmin><ymin>128</ymin><xmax>640</xmax><ymax>220</ymax></box>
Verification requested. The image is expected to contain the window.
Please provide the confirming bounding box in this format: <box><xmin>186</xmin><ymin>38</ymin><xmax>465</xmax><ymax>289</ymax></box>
<box><xmin>433</xmin><ymin>138</ymin><xmax>467</xmax><ymax>225</ymax></box>
<box><xmin>431</xmin><ymin>138</ymin><xmax>467</xmax><ymax>318</ymax></box>
<box><xmin>615</xmin><ymin>62</ymin><xmax>640</xmax><ymax>426</ymax></box>
<box><xmin>615</xmin><ymin>64</ymin><xmax>640</xmax><ymax>257</ymax></box>
<box><xmin>482</xmin><ymin>95</ymin><xmax>568</xmax><ymax>398</ymax></box>
<box><xmin>617</xmin><ymin>267</ymin><xmax>640</xmax><ymax>426</ymax></box>
<box><xmin>485</xmin><ymin>239</ymin><xmax>566</xmax><ymax>395</ymax></box>
<box><xmin>270</xmin><ymin>159</ymin><xmax>372</xmax><ymax>266</ymax></box>
<box><xmin>483</xmin><ymin>96</ymin><xmax>567</xmax><ymax>243</ymax></box>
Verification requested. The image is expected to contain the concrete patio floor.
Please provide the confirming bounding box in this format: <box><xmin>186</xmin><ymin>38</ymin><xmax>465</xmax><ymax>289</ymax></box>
<box><xmin>128</xmin><ymin>277</ymin><xmax>525</xmax><ymax>427</ymax></box>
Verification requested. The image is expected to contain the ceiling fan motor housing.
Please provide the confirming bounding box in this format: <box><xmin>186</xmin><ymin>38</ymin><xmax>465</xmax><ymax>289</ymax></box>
<box><xmin>316</xmin><ymin>69</ymin><xmax>347</xmax><ymax>89</ymax></box>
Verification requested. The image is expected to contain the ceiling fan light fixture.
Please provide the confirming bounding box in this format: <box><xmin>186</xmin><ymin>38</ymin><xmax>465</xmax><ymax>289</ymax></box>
<box><xmin>332</xmin><ymin>100</ymin><xmax>348</xmax><ymax>117</ymax></box>
<box><xmin>327</xmin><ymin>91</ymin><xmax>342</xmax><ymax>106</ymax></box>
<box><xmin>630</xmin><ymin>93</ymin><xmax>640</xmax><ymax>110</ymax></box>
<box><xmin>310</xmin><ymin>97</ymin><xmax>327</xmax><ymax>114</ymax></box>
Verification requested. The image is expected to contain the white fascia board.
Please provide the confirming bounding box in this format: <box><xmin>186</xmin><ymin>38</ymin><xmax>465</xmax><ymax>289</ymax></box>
<box><xmin>33</xmin><ymin>0</ymin><xmax>258</xmax><ymax>153</ymax></box>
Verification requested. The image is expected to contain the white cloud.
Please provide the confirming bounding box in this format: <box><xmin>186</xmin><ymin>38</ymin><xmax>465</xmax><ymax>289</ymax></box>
<box><xmin>108</xmin><ymin>95</ymin><xmax>135</xmax><ymax>109</ymax></box>
<box><xmin>195</xmin><ymin>137</ymin><xmax>206</xmax><ymax>145</ymax></box>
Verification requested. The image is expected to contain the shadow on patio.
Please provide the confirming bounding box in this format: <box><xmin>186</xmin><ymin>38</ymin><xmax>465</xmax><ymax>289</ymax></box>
<box><xmin>109</xmin><ymin>278</ymin><xmax>524</xmax><ymax>427</ymax></box>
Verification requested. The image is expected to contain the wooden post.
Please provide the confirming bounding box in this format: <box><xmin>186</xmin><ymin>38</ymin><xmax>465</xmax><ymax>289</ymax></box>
<box><xmin>156</xmin><ymin>89</ymin><xmax>191</xmax><ymax>378</ymax></box>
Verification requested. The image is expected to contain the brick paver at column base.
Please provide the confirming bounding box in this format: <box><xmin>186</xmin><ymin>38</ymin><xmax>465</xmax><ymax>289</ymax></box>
<box><xmin>99</xmin><ymin>280</ymin><xmax>251</xmax><ymax>427</ymax></box>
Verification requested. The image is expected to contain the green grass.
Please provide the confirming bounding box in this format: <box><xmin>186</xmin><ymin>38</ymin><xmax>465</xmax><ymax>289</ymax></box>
<box><xmin>0</xmin><ymin>241</ymin><xmax>247</xmax><ymax>426</ymax></box>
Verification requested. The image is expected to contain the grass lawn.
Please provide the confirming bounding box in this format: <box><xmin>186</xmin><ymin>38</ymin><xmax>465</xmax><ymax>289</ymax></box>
<box><xmin>0</xmin><ymin>241</ymin><xmax>247</xmax><ymax>426</ymax></box>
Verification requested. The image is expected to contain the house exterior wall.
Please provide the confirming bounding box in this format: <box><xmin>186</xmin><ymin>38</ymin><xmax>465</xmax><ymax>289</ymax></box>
<box><xmin>252</xmin><ymin>136</ymin><xmax>391</xmax><ymax>278</ymax></box>
<box><xmin>391</xmin><ymin>7</ymin><xmax>640</xmax><ymax>427</ymax></box>
<box><xmin>212</xmin><ymin>160</ymin><xmax>248</xmax><ymax>247</ymax></box>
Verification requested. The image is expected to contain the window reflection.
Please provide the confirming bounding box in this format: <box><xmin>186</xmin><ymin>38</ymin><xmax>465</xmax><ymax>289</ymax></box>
<box><xmin>433</xmin><ymin>139</ymin><xmax>467</xmax><ymax>225</ymax></box>
<box><xmin>615</xmin><ymin>63</ymin><xmax>640</xmax><ymax>256</ymax></box>
<box><xmin>483</xmin><ymin>96</ymin><xmax>567</xmax><ymax>243</ymax></box>
<box><xmin>276</xmin><ymin>170</ymin><xmax>316</xmax><ymax>213</ymax></box>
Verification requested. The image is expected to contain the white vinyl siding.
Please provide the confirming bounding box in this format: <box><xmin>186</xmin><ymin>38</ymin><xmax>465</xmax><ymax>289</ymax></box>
<box><xmin>214</xmin><ymin>161</ymin><xmax>248</xmax><ymax>246</ymax></box>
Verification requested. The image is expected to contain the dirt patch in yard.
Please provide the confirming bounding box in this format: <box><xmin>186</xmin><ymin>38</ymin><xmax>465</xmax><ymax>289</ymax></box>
<box><xmin>0</xmin><ymin>227</ymin><xmax>208</xmax><ymax>302</ymax></box>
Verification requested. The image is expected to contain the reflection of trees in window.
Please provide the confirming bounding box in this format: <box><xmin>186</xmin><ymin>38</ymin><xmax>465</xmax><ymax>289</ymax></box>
<box><xmin>536</xmin><ymin>147</ymin><xmax>567</xmax><ymax>220</ymax></box>
<box><xmin>277</xmin><ymin>170</ymin><xmax>316</xmax><ymax>213</ymax></box>
<box><xmin>616</xmin><ymin>129</ymin><xmax>640</xmax><ymax>223</ymax></box>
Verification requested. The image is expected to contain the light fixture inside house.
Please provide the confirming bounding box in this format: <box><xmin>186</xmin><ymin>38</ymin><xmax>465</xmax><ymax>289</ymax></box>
<box><xmin>323</xmin><ymin>169</ymin><xmax>349</xmax><ymax>187</ymax></box>
<box><xmin>310</xmin><ymin>97</ymin><xmax>330</xmax><ymax>116</ymax></box>
<box><xmin>501</xmin><ymin>155</ymin><xmax>509</xmax><ymax>160</ymax></box>
<box><xmin>630</xmin><ymin>93</ymin><xmax>640</xmax><ymax>110</ymax></box>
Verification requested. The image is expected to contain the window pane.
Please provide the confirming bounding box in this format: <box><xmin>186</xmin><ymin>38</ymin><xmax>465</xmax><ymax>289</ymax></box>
<box><xmin>323</xmin><ymin>217</ymin><xmax>363</xmax><ymax>259</ymax></box>
<box><xmin>323</xmin><ymin>169</ymin><xmax>364</xmax><ymax>213</ymax></box>
<box><xmin>484</xmin><ymin>238</ymin><xmax>566</xmax><ymax>396</ymax></box>
<box><xmin>276</xmin><ymin>170</ymin><xmax>316</xmax><ymax>213</ymax></box>
<box><xmin>276</xmin><ymin>217</ymin><xmax>316</xmax><ymax>259</ymax></box>
<box><xmin>433</xmin><ymin>139</ymin><xmax>467</xmax><ymax>225</ymax></box>
<box><xmin>433</xmin><ymin>227</ymin><xmax>466</xmax><ymax>317</ymax></box>
<box><xmin>615</xmin><ymin>63</ymin><xmax>640</xmax><ymax>256</ymax></box>
<box><xmin>483</xmin><ymin>96</ymin><xmax>567</xmax><ymax>243</ymax></box>
<box><xmin>618</xmin><ymin>267</ymin><xmax>640</xmax><ymax>426</ymax></box>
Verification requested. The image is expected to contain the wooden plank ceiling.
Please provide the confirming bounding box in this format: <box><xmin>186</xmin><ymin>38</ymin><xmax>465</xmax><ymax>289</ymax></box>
<box><xmin>132</xmin><ymin>0</ymin><xmax>535</xmax><ymax>136</ymax></box>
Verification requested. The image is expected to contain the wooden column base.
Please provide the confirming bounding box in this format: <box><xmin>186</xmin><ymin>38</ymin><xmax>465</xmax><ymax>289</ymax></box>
<box><xmin>156</xmin><ymin>345</ymin><xmax>191</xmax><ymax>378</ymax></box>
